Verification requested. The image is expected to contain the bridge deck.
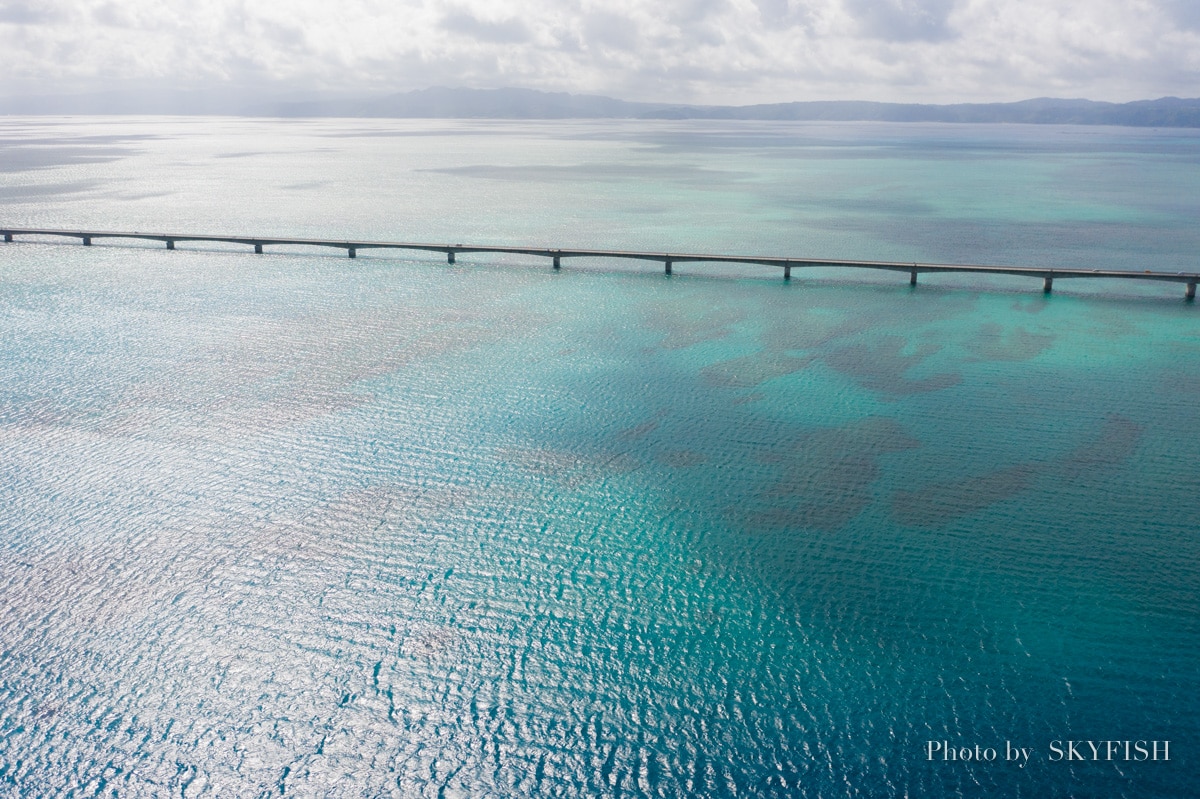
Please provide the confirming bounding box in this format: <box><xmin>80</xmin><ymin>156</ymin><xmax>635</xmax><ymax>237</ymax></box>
<box><xmin>2</xmin><ymin>227</ymin><xmax>1196</xmax><ymax>296</ymax></box>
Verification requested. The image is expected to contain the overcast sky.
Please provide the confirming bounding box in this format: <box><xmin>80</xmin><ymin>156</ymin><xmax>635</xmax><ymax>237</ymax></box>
<box><xmin>1</xmin><ymin>0</ymin><xmax>1197</xmax><ymax>104</ymax></box>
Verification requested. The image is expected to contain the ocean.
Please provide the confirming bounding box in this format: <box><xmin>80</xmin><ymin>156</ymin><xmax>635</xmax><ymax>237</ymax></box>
<box><xmin>1</xmin><ymin>117</ymin><xmax>1198</xmax><ymax>797</ymax></box>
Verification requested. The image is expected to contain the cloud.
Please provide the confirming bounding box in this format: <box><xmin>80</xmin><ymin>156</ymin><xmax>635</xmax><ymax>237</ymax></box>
<box><xmin>0</xmin><ymin>0</ymin><xmax>1196</xmax><ymax>104</ymax></box>
<box><xmin>581</xmin><ymin>11</ymin><xmax>640</xmax><ymax>52</ymax></box>
<box><xmin>1161</xmin><ymin>0</ymin><xmax>1200</xmax><ymax>32</ymax></box>
<box><xmin>844</xmin><ymin>0</ymin><xmax>959</xmax><ymax>42</ymax></box>
<box><xmin>751</xmin><ymin>0</ymin><xmax>814</xmax><ymax>28</ymax></box>
<box><xmin>440</xmin><ymin>9</ymin><xmax>532</xmax><ymax>44</ymax></box>
<box><xmin>0</xmin><ymin>1</ymin><xmax>67</xmax><ymax>24</ymax></box>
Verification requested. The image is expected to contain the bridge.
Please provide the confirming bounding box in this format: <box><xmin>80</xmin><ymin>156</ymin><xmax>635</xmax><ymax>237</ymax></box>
<box><xmin>2</xmin><ymin>226</ymin><xmax>1196</xmax><ymax>300</ymax></box>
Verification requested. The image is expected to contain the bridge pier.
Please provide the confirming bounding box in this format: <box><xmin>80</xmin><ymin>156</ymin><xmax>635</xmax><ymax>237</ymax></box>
<box><xmin>665</xmin><ymin>260</ymin><xmax>672</xmax><ymax>275</ymax></box>
<box><xmin>910</xmin><ymin>269</ymin><xmax>917</xmax><ymax>286</ymax></box>
<box><xmin>784</xmin><ymin>265</ymin><xmax>791</xmax><ymax>281</ymax></box>
<box><xmin>1043</xmin><ymin>276</ymin><xmax>1054</xmax><ymax>294</ymax></box>
<box><xmin>166</xmin><ymin>240</ymin><xmax>175</xmax><ymax>250</ymax></box>
<box><xmin>447</xmin><ymin>251</ymin><xmax>455</xmax><ymax>264</ymax></box>
<box><xmin>348</xmin><ymin>247</ymin><xmax>356</xmax><ymax>259</ymax></box>
<box><xmin>82</xmin><ymin>237</ymin><xmax>91</xmax><ymax>246</ymax></box>
<box><xmin>553</xmin><ymin>255</ymin><xmax>560</xmax><ymax>270</ymax></box>
<box><xmin>1187</xmin><ymin>282</ymin><xmax>1196</xmax><ymax>301</ymax></box>
<box><xmin>4</xmin><ymin>233</ymin><xmax>11</xmax><ymax>243</ymax></box>
<box><xmin>254</xmin><ymin>243</ymin><xmax>263</xmax><ymax>254</ymax></box>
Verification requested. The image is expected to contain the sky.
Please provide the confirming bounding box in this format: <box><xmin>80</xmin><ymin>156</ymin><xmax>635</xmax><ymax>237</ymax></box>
<box><xmin>0</xmin><ymin>0</ymin><xmax>1197</xmax><ymax>105</ymax></box>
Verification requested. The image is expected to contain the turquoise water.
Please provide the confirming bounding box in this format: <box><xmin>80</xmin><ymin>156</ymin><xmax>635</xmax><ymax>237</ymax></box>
<box><xmin>1</xmin><ymin>118</ymin><xmax>1199</xmax><ymax>797</ymax></box>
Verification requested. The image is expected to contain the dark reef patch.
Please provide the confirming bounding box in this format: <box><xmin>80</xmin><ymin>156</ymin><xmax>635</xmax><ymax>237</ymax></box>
<box><xmin>614</xmin><ymin>415</ymin><xmax>663</xmax><ymax>442</ymax></box>
<box><xmin>892</xmin><ymin>414</ymin><xmax>1143</xmax><ymax>527</ymax></box>
<box><xmin>757</xmin><ymin>316</ymin><xmax>846</xmax><ymax>354</ymax></box>
<box><xmin>498</xmin><ymin>446</ymin><xmax>643</xmax><ymax>489</ymax></box>
<box><xmin>1055</xmin><ymin>415</ymin><xmax>1142</xmax><ymax>480</ymax></box>
<box><xmin>701</xmin><ymin>352</ymin><xmax>815</xmax><ymax>388</ymax></box>
<box><xmin>824</xmin><ymin>336</ymin><xmax>960</xmax><ymax>395</ymax></box>
<box><xmin>655</xmin><ymin>449</ymin><xmax>709</xmax><ymax>469</ymax></box>
<box><xmin>892</xmin><ymin>464</ymin><xmax>1038</xmax><ymax>528</ymax></box>
<box><xmin>737</xmin><ymin>417</ymin><xmax>920</xmax><ymax>532</ymax></box>
<box><xmin>964</xmin><ymin>323</ymin><xmax>1055</xmax><ymax>362</ymax></box>
<box><xmin>645</xmin><ymin>304</ymin><xmax>746</xmax><ymax>350</ymax></box>
<box><xmin>730</xmin><ymin>392</ymin><xmax>765</xmax><ymax>406</ymax></box>
<box><xmin>424</xmin><ymin>162</ymin><xmax>751</xmax><ymax>186</ymax></box>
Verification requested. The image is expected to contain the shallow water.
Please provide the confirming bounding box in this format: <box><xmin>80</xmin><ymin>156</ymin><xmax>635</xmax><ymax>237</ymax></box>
<box><xmin>1</xmin><ymin>118</ymin><xmax>1198</xmax><ymax>797</ymax></box>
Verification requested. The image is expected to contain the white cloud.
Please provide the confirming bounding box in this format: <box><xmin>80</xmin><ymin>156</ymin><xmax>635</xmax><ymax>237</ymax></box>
<box><xmin>844</xmin><ymin>0</ymin><xmax>959</xmax><ymax>42</ymax></box>
<box><xmin>0</xmin><ymin>0</ymin><xmax>1195</xmax><ymax>102</ymax></box>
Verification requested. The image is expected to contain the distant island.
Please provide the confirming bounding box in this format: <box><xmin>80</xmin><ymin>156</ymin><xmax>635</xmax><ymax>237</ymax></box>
<box><xmin>276</xmin><ymin>88</ymin><xmax>1200</xmax><ymax>127</ymax></box>
<box><xmin>4</xmin><ymin>86</ymin><xmax>1200</xmax><ymax>127</ymax></box>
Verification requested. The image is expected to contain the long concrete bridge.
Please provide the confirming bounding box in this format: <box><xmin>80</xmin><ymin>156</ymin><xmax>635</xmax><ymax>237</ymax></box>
<box><xmin>2</xmin><ymin>226</ymin><xmax>1197</xmax><ymax>300</ymax></box>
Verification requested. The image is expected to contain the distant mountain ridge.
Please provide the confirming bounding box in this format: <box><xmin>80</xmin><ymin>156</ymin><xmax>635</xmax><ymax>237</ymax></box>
<box><xmin>3</xmin><ymin>86</ymin><xmax>1200</xmax><ymax>127</ymax></box>
<box><xmin>272</xmin><ymin>88</ymin><xmax>1200</xmax><ymax>127</ymax></box>
<box><xmin>267</xmin><ymin>88</ymin><xmax>1200</xmax><ymax>127</ymax></box>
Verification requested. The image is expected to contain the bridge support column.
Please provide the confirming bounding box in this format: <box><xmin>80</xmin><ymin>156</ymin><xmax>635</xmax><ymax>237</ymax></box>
<box><xmin>4</xmin><ymin>233</ymin><xmax>11</xmax><ymax>243</ymax></box>
<box><xmin>553</xmin><ymin>256</ymin><xmax>560</xmax><ymax>270</ymax></box>
<box><xmin>348</xmin><ymin>247</ymin><xmax>356</xmax><ymax>259</ymax></box>
<box><xmin>166</xmin><ymin>240</ymin><xmax>175</xmax><ymax>250</ymax></box>
<box><xmin>1043</xmin><ymin>276</ymin><xmax>1053</xmax><ymax>294</ymax></box>
<box><xmin>665</xmin><ymin>260</ymin><xmax>672</xmax><ymax>275</ymax></box>
<box><xmin>82</xmin><ymin>237</ymin><xmax>91</xmax><ymax>246</ymax></box>
<box><xmin>784</xmin><ymin>265</ymin><xmax>791</xmax><ymax>281</ymax></box>
<box><xmin>447</xmin><ymin>251</ymin><xmax>455</xmax><ymax>264</ymax></box>
<box><xmin>254</xmin><ymin>243</ymin><xmax>263</xmax><ymax>254</ymax></box>
<box><xmin>1187</xmin><ymin>282</ymin><xmax>1196</xmax><ymax>301</ymax></box>
<box><xmin>910</xmin><ymin>269</ymin><xmax>917</xmax><ymax>286</ymax></box>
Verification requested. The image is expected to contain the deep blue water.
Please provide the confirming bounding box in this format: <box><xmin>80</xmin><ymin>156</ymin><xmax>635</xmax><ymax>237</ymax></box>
<box><xmin>1</xmin><ymin>118</ymin><xmax>1198</xmax><ymax>797</ymax></box>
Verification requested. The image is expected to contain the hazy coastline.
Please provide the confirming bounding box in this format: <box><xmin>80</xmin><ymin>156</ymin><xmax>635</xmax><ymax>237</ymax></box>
<box><xmin>3</xmin><ymin>86</ymin><xmax>1200</xmax><ymax>128</ymax></box>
